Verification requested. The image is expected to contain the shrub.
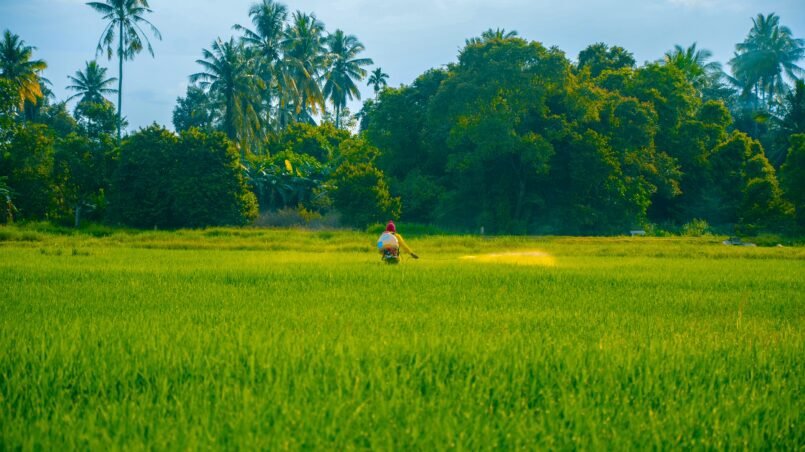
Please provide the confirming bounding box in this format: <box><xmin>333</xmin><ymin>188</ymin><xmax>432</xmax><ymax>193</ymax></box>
<box><xmin>172</xmin><ymin>129</ymin><xmax>257</xmax><ymax>227</ymax></box>
<box><xmin>108</xmin><ymin>125</ymin><xmax>177</xmax><ymax>228</ymax></box>
<box><xmin>331</xmin><ymin>162</ymin><xmax>400</xmax><ymax>228</ymax></box>
<box><xmin>680</xmin><ymin>219</ymin><xmax>710</xmax><ymax>237</ymax></box>
<box><xmin>0</xmin><ymin>125</ymin><xmax>56</xmax><ymax>220</ymax></box>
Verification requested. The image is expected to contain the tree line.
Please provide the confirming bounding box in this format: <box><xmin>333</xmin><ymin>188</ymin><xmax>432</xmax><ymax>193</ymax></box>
<box><xmin>360</xmin><ymin>21</ymin><xmax>805</xmax><ymax>234</ymax></box>
<box><xmin>1</xmin><ymin>1</ymin><xmax>804</xmax><ymax>235</ymax></box>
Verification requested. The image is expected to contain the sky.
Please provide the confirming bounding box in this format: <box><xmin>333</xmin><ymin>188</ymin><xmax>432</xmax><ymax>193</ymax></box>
<box><xmin>1</xmin><ymin>0</ymin><xmax>803</xmax><ymax>132</ymax></box>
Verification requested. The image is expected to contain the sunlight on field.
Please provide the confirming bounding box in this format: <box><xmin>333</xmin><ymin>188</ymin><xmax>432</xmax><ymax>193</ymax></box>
<box><xmin>460</xmin><ymin>250</ymin><xmax>556</xmax><ymax>266</ymax></box>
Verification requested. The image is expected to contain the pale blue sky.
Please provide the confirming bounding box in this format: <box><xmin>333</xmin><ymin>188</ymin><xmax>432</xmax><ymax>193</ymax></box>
<box><xmin>1</xmin><ymin>0</ymin><xmax>803</xmax><ymax>131</ymax></box>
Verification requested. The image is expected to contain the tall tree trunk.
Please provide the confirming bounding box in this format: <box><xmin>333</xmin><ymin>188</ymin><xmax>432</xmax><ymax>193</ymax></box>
<box><xmin>754</xmin><ymin>82</ymin><xmax>760</xmax><ymax>109</ymax></box>
<box><xmin>74</xmin><ymin>203</ymin><xmax>82</xmax><ymax>228</ymax></box>
<box><xmin>117</xmin><ymin>21</ymin><xmax>123</xmax><ymax>144</ymax></box>
<box><xmin>336</xmin><ymin>103</ymin><xmax>341</xmax><ymax>129</ymax></box>
<box><xmin>512</xmin><ymin>156</ymin><xmax>527</xmax><ymax>225</ymax></box>
<box><xmin>226</xmin><ymin>95</ymin><xmax>235</xmax><ymax>141</ymax></box>
<box><xmin>761</xmin><ymin>82</ymin><xmax>765</xmax><ymax>108</ymax></box>
<box><xmin>514</xmin><ymin>177</ymin><xmax>526</xmax><ymax>222</ymax></box>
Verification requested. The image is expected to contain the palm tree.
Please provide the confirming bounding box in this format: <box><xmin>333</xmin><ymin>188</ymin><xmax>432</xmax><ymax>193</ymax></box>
<box><xmin>235</xmin><ymin>0</ymin><xmax>287</xmax><ymax>67</ymax></box>
<box><xmin>66</xmin><ymin>61</ymin><xmax>118</xmax><ymax>106</ymax></box>
<box><xmin>86</xmin><ymin>0</ymin><xmax>162</xmax><ymax>142</ymax></box>
<box><xmin>367</xmin><ymin>67</ymin><xmax>388</xmax><ymax>99</ymax></box>
<box><xmin>23</xmin><ymin>78</ymin><xmax>55</xmax><ymax>122</ymax></box>
<box><xmin>282</xmin><ymin>11</ymin><xmax>327</xmax><ymax>124</ymax></box>
<box><xmin>190</xmin><ymin>37</ymin><xmax>263</xmax><ymax>152</ymax></box>
<box><xmin>0</xmin><ymin>30</ymin><xmax>47</xmax><ymax>113</ymax></box>
<box><xmin>729</xmin><ymin>13</ymin><xmax>804</xmax><ymax>109</ymax></box>
<box><xmin>234</xmin><ymin>0</ymin><xmax>290</xmax><ymax>131</ymax></box>
<box><xmin>663</xmin><ymin>43</ymin><xmax>723</xmax><ymax>93</ymax></box>
<box><xmin>323</xmin><ymin>30</ymin><xmax>373</xmax><ymax>129</ymax></box>
<box><xmin>465</xmin><ymin>28</ymin><xmax>518</xmax><ymax>46</ymax></box>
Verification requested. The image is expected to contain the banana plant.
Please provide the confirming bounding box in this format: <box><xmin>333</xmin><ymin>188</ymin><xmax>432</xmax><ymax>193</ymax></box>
<box><xmin>243</xmin><ymin>152</ymin><xmax>332</xmax><ymax>210</ymax></box>
<box><xmin>0</xmin><ymin>176</ymin><xmax>17</xmax><ymax>224</ymax></box>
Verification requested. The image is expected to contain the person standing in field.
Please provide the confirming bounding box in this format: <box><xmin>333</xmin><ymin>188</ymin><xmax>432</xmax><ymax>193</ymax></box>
<box><xmin>377</xmin><ymin>221</ymin><xmax>418</xmax><ymax>263</ymax></box>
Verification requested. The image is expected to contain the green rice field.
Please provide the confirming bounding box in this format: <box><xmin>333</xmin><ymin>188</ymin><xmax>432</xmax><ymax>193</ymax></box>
<box><xmin>1</xmin><ymin>226</ymin><xmax>803</xmax><ymax>449</ymax></box>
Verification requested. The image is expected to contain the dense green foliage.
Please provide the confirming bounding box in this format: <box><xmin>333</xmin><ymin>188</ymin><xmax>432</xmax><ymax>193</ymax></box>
<box><xmin>245</xmin><ymin>125</ymin><xmax>397</xmax><ymax>226</ymax></box>
<box><xmin>172</xmin><ymin>129</ymin><xmax>258</xmax><ymax>227</ymax></box>
<box><xmin>0</xmin><ymin>229</ymin><xmax>802</xmax><ymax>448</ymax></box>
<box><xmin>780</xmin><ymin>134</ymin><xmax>805</xmax><ymax>227</ymax></box>
<box><xmin>172</xmin><ymin>85</ymin><xmax>216</xmax><ymax>132</ymax></box>
<box><xmin>109</xmin><ymin>125</ymin><xmax>257</xmax><ymax>228</ymax></box>
<box><xmin>54</xmin><ymin>132</ymin><xmax>112</xmax><ymax>227</ymax></box>
<box><xmin>0</xmin><ymin>124</ymin><xmax>56</xmax><ymax>220</ymax></box>
<box><xmin>577</xmin><ymin>42</ymin><xmax>635</xmax><ymax>77</ymax></box>
<box><xmin>108</xmin><ymin>125</ymin><xmax>177</xmax><ymax>227</ymax></box>
<box><xmin>363</xmin><ymin>28</ymin><xmax>804</xmax><ymax>234</ymax></box>
<box><xmin>330</xmin><ymin>137</ymin><xmax>400</xmax><ymax>227</ymax></box>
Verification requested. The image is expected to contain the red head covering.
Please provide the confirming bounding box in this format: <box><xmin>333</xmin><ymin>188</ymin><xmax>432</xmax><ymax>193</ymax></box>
<box><xmin>385</xmin><ymin>221</ymin><xmax>396</xmax><ymax>233</ymax></box>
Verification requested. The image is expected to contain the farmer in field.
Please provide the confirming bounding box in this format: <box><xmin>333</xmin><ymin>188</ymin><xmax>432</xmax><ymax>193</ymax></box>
<box><xmin>377</xmin><ymin>221</ymin><xmax>418</xmax><ymax>264</ymax></box>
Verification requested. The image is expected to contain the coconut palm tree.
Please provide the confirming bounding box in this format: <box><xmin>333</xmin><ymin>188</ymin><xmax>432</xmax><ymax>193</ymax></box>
<box><xmin>66</xmin><ymin>61</ymin><xmax>118</xmax><ymax>106</ymax></box>
<box><xmin>465</xmin><ymin>28</ymin><xmax>518</xmax><ymax>46</ymax></box>
<box><xmin>729</xmin><ymin>13</ymin><xmax>804</xmax><ymax>109</ymax></box>
<box><xmin>234</xmin><ymin>0</ymin><xmax>290</xmax><ymax>131</ymax></box>
<box><xmin>664</xmin><ymin>43</ymin><xmax>724</xmax><ymax>94</ymax></box>
<box><xmin>190</xmin><ymin>37</ymin><xmax>263</xmax><ymax>152</ymax></box>
<box><xmin>282</xmin><ymin>11</ymin><xmax>327</xmax><ymax>124</ymax></box>
<box><xmin>0</xmin><ymin>30</ymin><xmax>47</xmax><ymax>113</ymax></box>
<box><xmin>86</xmin><ymin>0</ymin><xmax>162</xmax><ymax>142</ymax></box>
<box><xmin>235</xmin><ymin>0</ymin><xmax>287</xmax><ymax>64</ymax></box>
<box><xmin>367</xmin><ymin>68</ymin><xmax>388</xmax><ymax>99</ymax></box>
<box><xmin>323</xmin><ymin>30</ymin><xmax>372</xmax><ymax>129</ymax></box>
